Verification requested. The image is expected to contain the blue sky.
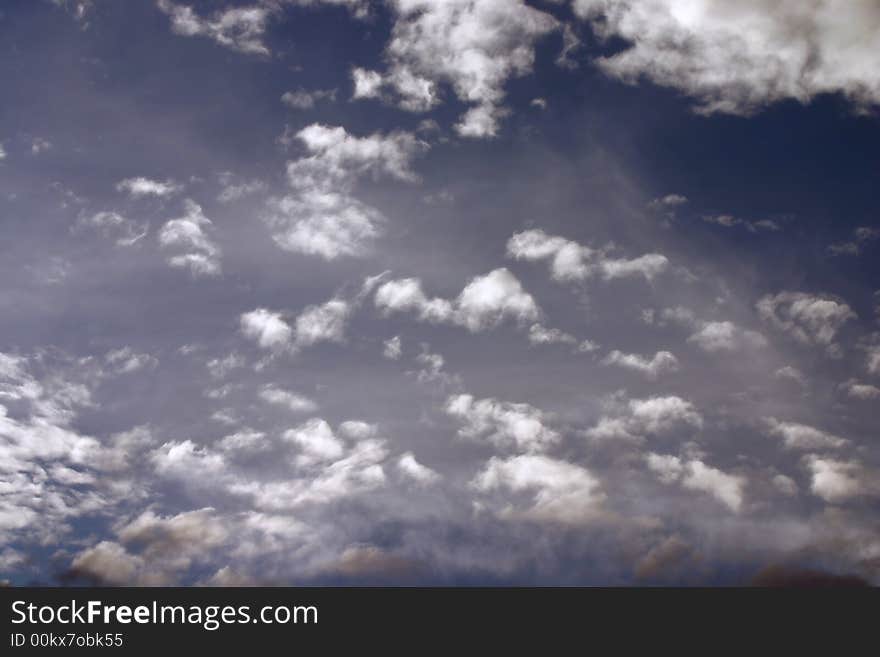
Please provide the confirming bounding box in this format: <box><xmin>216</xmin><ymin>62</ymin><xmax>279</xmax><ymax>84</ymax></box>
<box><xmin>1</xmin><ymin>0</ymin><xmax>879</xmax><ymax>585</ymax></box>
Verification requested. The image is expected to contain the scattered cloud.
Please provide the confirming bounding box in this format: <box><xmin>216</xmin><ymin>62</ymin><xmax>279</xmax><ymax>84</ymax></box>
<box><xmin>507</xmin><ymin>229</ymin><xmax>668</xmax><ymax>283</ymax></box>
<box><xmin>158</xmin><ymin>199</ymin><xmax>221</xmax><ymax>276</ymax></box>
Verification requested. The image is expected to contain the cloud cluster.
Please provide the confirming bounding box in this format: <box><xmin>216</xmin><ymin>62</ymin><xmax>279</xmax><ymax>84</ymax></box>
<box><xmin>353</xmin><ymin>0</ymin><xmax>559</xmax><ymax>137</ymax></box>
<box><xmin>757</xmin><ymin>291</ymin><xmax>856</xmax><ymax>356</ymax></box>
<box><xmin>445</xmin><ymin>393</ymin><xmax>560</xmax><ymax>452</ymax></box>
<box><xmin>267</xmin><ymin>124</ymin><xmax>427</xmax><ymax>259</ymax></box>
<box><xmin>586</xmin><ymin>395</ymin><xmax>703</xmax><ymax>442</ymax></box>
<box><xmin>507</xmin><ymin>229</ymin><xmax>669</xmax><ymax>283</ymax></box>
<box><xmin>375</xmin><ymin>268</ymin><xmax>540</xmax><ymax>333</ymax></box>
<box><xmin>572</xmin><ymin>0</ymin><xmax>880</xmax><ymax>116</ymax></box>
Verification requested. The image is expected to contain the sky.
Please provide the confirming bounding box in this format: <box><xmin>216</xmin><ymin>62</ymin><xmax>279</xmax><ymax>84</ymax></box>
<box><xmin>1</xmin><ymin>0</ymin><xmax>879</xmax><ymax>586</ymax></box>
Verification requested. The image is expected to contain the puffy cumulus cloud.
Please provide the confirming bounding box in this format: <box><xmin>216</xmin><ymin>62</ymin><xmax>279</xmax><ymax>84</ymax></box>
<box><xmin>283</xmin><ymin>418</ymin><xmax>346</xmax><ymax>466</ymax></box>
<box><xmin>757</xmin><ymin>291</ymin><xmax>856</xmax><ymax>356</ymax></box>
<box><xmin>507</xmin><ymin>229</ymin><xmax>669</xmax><ymax>283</ymax></box>
<box><xmin>586</xmin><ymin>395</ymin><xmax>703</xmax><ymax>442</ymax></box>
<box><xmin>382</xmin><ymin>335</ymin><xmax>402</xmax><ymax>360</ymax></box>
<box><xmin>358</xmin><ymin>0</ymin><xmax>560</xmax><ymax>137</ymax></box>
<box><xmin>157</xmin><ymin>0</ymin><xmax>273</xmax><ymax>56</ymax></box>
<box><xmin>240</xmin><ymin>309</ymin><xmax>292</xmax><ymax>350</ymax></box>
<box><xmin>841</xmin><ymin>380</ymin><xmax>880</xmax><ymax>401</ymax></box>
<box><xmin>602</xmin><ymin>349</ymin><xmax>679</xmax><ymax>379</ymax></box>
<box><xmin>396</xmin><ymin>452</ymin><xmax>440</xmax><ymax>485</ymax></box>
<box><xmin>763</xmin><ymin>418</ymin><xmax>849</xmax><ymax>451</ymax></box>
<box><xmin>258</xmin><ymin>385</ymin><xmax>318</xmax><ymax>413</ymax></box>
<box><xmin>646</xmin><ymin>453</ymin><xmax>745</xmax><ymax>512</ymax></box>
<box><xmin>116</xmin><ymin>176</ymin><xmax>182</xmax><ymax>198</ymax></box>
<box><xmin>157</xmin><ymin>200</ymin><xmax>221</xmax><ymax>276</ymax></box>
<box><xmin>472</xmin><ymin>454</ymin><xmax>603</xmax><ymax>523</ymax></box>
<box><xmin>267</xmin><ymin>124</ymin><xmax>427</xmax><ymax>259</ymax></box>
<box><xmin>572</xmin><ymin>0</ymin><xmax>880</xmax><ymax>116</ymax></box>
<box><xmin>805</xmin><ymin>456</ymin><xmax>880</xmax><ymax>503</ymax></box>
<box><xmin>375</xmin><ymin>268</ymin><xmax>540</xmax><ymax>333</ymax></box>
<box><xmin>456</xmin><ymin>268</ymin><xmax>541</xmax><ymax>332</ymax></box>
<box><xmin>294</xmin><ymin>298</ymin><xmax>350</xmax><ymax>346</ymax></box>
<box><xmin>75</xmin><ymin>211</ymin><xmax>148</xmax><ymax>247</ymax></box>
<box><xmin>686</xmin><ymin>321</ymin><xmax>767</xmax><ymax>353</ymax></box>
<box><xmin>446</xmin><ymin>393</ymin><xmax>559</xmax><ymax>453</ymax></box>
<box><xmin>281</xmin><ymin>87</ymin><xmax>337</xmax><ymax>110</ymax></box>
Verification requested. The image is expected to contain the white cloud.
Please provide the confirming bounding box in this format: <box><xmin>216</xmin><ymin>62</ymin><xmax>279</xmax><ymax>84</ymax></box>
<box><xmin>805</xmin><ymin>456</ymin><xmax>878</xmax><ymax>503</ymax></box>
<box><xmin>397</xmin><ymin>452</ymin><xmax>440</xmax><ymax>485</ymax></box>
<box><xmin>362</xmin><ymin>0</ymin><xmax>560</xmax><ymax>137</ymax></box>
<box><xmin>75</xmin><ymin>211</ymin><xmax>148</xmax><ymax>246</ymax></box>
<box><xmin>455</xmin><ymin>268</ymin><xmax>541</xmax><ymax>332</ymax></box>
<box><xmin>841</xmin><ymin>380</ymin><xmax>880</xmax><ymax>400</ymax></box>
<box><xmin>646</xmin><ymin>453</ymin><xmax>745</xmax><ymax>512</ymax></box>
<box><xmin>158</xmin><ymin>200</ymin><xmax>221</xmax><ymax>276</ymax></box>
<box><xmin>105</xmin><ymin>347</ymin><xmax>158</xmax><ymax>374</ymax></box>
<box><xmin>117</xmin><ymin>176</ymin><xmax>181</xmax><ymax>198</ymax></box>
<box><xmin>602</xmin><ymin>350</ymin><xmax>679</xmax><ymax>379</ymax></box>
<box><xmin>375</xmin><ymin>268</ymin><xmax>540</xmax><ymax>333</ymax></box>
<box><xmin>588</xmin><ymin>395</ymin><xmax>703</xmax><ymax>441</ymax></box>
<box><xmin>240</xmin><ymin>309</ymin><xmax>293</xmax><ymax>350</ymax></box>
<box><xmin>259</xmin><ymin>386</ymin><xmax>318</xmax><ymax>413</ymax></box>
<box><xmin>241</xmin><ymin>275</ymin><xmax>379</xmax><ymax>354</ymax></box>
<box><xmin>687</xmin><ymin>321</ymin><xmax>767</xmax><ymax>352</ymax></box>
<box><xmin>351</xmin><ymin>67</ymin><xmax>384</xmax><ymax>100</ymax></box>
<box><xmin>157</xmin><ymin>0</ymin><xmax>272</xmax><ymax>55</ymax></box>
<box><xmin>206</xmin><ymin>352</ymin><xmax>245</xmax><ymax>379</ymax></box>
<box><xmin>216</xmin><ymin>177</ymin><xmax>267</xmax><ymax>203</ymax></box>
<box><xmin>572</xmin><ymin>0</ymin><xmax>880</xmax><ymax>116</ymax></box>
<box><xmin>382</xmin><ymin>336</ymin><xmax>402</xmax><ymax>360</ymax></box>
<box><xmin>648</xmin><ymin>193</ymin><xmax>688</xmax><ymax>211</ymax></box>
<box><xmin>445</xmin><ymin>393</ymin><xmax>559</xmax><ymax>453</ymax></box>
<box><xmin>764</xmin><ymin>418</ymin><xmax>848</xmax><ymax>450</ymax></box>
<box><xmin>282</xmin><ymin>87</ymin><xmax>337</xmax><ymax>110</ymax></box>
<box><xmin>775</xmin><ymin>366</ymin><xmax>807</xmax><ymax>387</ymax></box>
<box><xmin>507</xmin><ymin>229</ymin><xmax>669</xmax><ymax>283</ymax></box>
<box><xmin>267</xmin><ymin>124</ymin><xmax>427</xmax><ymax>259</ymax></box>
<box><xmin>757</xmin><ymin>291</ymin><xmax>856</xmax><ymax>355</ymax></box>
<box><xmin>283</xmin><ymin>418</ymin><xmax>346</xmax><ymax>466</ymax></box>
<box><xmin>473</xmin><ymin>454</ymin><xmax>603</xmax><ymax>523</ymax></box>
